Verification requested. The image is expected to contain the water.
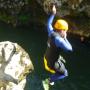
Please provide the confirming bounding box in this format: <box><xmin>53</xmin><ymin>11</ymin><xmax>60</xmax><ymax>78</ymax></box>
<box><xmin>0</xmin><ymin>21</ymin><xmax>90</xmax><ymax>90</ymax></box>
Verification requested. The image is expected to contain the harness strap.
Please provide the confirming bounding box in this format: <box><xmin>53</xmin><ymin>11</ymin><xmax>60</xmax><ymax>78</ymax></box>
<box><xmin>44</xmin><ymin>56</ymin><xmax>55</xmax><ymax>74</ymax></box>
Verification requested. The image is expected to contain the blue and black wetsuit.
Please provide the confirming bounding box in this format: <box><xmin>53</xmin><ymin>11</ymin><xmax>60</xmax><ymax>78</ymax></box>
<box><xmin>44</xmin><ymin>14</ymin><xmax>73</xmax><ymax>82</ymax></box>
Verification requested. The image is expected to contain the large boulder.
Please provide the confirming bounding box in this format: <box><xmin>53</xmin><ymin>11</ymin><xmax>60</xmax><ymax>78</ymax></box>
<box><xmin>0</xmin><ymin>41</ymin><xmax>34</xmax><ymax>90</ymax></box>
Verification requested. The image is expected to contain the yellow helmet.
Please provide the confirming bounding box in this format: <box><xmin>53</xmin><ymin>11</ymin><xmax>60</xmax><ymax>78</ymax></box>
<box><xmin>54</xmin><ymin>19</ymin><xmax>68</xmax><ymax>31</ymax></box>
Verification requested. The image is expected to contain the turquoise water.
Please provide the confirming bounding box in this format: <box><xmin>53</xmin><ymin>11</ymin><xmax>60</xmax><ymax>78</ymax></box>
<box><xmin>0</xmin><ymin>22</ymin><xmax>90</xmax><ymax>90</ymax></box>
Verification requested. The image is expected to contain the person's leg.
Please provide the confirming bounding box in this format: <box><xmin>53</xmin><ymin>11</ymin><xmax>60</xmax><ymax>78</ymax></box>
<box><xmin>42</xmin><ymin>68</ymin><xmax>68</xmax><ymax>88</ymax></box>
<box><xmin>49</xmin><ymin>55</ymin><xmax>68</xmax><ymax>83</ymax></box>
<box><xmin>49</xmin><ymin>69</ymin><xmax>68</xmax><ymax>83</ymax></box>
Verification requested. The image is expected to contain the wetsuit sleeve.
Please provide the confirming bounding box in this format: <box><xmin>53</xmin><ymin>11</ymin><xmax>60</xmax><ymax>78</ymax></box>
<box><xmin>55</xmin><ymin>35</ymin><xmax>73</xmax><ymax>52</ymax></box>
<box><xmin>47</xmin><ymin>14</ymin><xmax>55</xmax><ymax>36</ymax></box>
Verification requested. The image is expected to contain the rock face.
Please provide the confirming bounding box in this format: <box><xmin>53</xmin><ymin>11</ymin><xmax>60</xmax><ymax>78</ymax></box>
<box><xmin>36</xmin><ymin>0</ymin><xmax>90</xmax><ymax>17</ymax></box>
<box><xmin>0</xmin><ymin>0</ymin><xmax>89</xmax><ymax>37</ymax></box>
<box><xmin>0</xmin><ymin>41</ymin><xmax>34</xmax><ymax>90</ymax></box>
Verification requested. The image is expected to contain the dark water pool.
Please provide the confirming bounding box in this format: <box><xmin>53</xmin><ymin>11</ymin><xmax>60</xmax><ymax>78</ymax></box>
<box><xmin>0</xmin><ymin>22</ymin><xmax>90</xmax><ymax>90</ymax></box>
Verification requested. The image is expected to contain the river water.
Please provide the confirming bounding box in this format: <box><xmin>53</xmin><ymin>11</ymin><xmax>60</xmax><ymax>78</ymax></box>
<box><xmin>0</xmin><ymin>22</ymin><xmax>90</xmax><ymax>90</ymax></box>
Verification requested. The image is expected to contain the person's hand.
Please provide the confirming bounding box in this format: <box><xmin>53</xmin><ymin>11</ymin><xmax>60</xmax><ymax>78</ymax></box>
<box><xmin>64</xmin><ymin>32</ymin><xmax>67</xmax><ymax>39</ymax></box>
<box><xmin>52</xmin><ymin>5</ymin><xmax>56</xmax><ymax>15</ymax></box>
<box><xmin>59</xmin><ymin>31</ymin><xmax>67</xmax><ymax>39</ymax></box>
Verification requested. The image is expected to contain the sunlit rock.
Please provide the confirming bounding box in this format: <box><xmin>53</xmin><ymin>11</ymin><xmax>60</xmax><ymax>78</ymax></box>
<box><xmin>0</xmin><ymin>41</ymin><xmax>34</xmax><ymax>90</ymax></box>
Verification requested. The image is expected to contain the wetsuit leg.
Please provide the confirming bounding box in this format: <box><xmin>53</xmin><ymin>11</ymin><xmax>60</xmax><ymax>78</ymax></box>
<box><xmin>49</xmin><ymin>69</ymin><xmax>68</xmax><ymax>82</ymax></box>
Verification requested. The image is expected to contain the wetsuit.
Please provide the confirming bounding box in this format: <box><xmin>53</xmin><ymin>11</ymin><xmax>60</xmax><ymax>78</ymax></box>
<box><xmin>44</xmin><ymin>14</ymin><xmax>73</xmax><ymax>82</ymax></box>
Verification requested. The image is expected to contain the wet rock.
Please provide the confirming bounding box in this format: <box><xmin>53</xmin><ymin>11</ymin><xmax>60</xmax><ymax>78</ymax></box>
<box><xmin>0</xmin><ymin>41</ymin><xmax>34</xmax><ymax>90</ymax></box>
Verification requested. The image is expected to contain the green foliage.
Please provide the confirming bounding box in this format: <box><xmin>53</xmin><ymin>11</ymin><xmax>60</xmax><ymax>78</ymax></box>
<box><xmin>18</xmin><ymin>14</ymin><xmax>30</xmax><ymax>24</ymax></box>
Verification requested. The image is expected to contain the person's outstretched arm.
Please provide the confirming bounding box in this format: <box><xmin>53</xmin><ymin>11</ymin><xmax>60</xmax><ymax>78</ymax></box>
<box><xmin>47</xmin><ymin>5</ymin><xmax>56</xmax><ymax>36</ymax></box>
